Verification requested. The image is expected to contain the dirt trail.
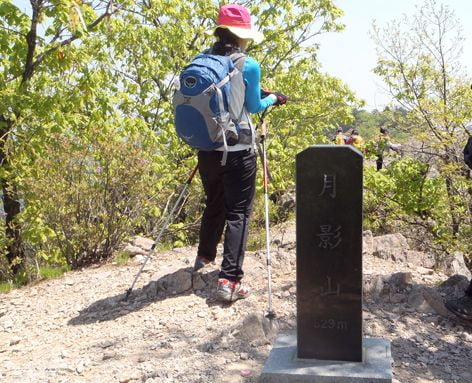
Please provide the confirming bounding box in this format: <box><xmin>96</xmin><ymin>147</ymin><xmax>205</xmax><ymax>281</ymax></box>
<box><xmin>1</xmin><ymin>221</ymin><xmax>471</xmax><ymax>383</ymax></box>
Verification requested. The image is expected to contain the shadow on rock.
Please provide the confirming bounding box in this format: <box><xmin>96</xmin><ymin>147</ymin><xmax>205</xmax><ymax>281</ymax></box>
<box><xmin>68</xmin><ymin>268</ymin><xmax>220</xmax><ymax>326</ymax></box>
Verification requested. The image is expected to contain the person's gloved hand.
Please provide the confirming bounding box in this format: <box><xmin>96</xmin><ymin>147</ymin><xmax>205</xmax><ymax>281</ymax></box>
<box><xmin>260</xmin><ymin>89</ymin><xmax>271</xmax><ymax>99</ymax></box>
<box><xmin>272</xmin><ymin>92</ymin><xmax>288</xmax><ymax>106</ymax></box>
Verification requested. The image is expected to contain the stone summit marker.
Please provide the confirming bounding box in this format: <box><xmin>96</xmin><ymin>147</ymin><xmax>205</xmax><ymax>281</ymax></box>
<box><xmin>260</xmin><ymin>145</ymin><xmax>392</xmax><ymax>383</ymax></box>
<box><xmin>297</xmin><ymin>145</ymin><xmax>362</xmax><ymax>361</ymax></box>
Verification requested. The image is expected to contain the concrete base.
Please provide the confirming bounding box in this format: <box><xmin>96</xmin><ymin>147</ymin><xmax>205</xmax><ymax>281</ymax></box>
<box><xmin>259</xmin><ymin>332</ymin><xmax>393</xmax><ymax>383</ymax></box>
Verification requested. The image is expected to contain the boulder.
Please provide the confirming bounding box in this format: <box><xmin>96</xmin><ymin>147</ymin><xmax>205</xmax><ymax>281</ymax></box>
<box><xmin>387</xmin><ymin>272</ymin><xmax>414</xmax><ymax>291</ymax></box>
<box><xmin>363</xmin><ymin>274</ymin><xmax>388</xmax><ymax>301</ymax></box>
<box><xmin>133</xmin><ymin>254</ymin><xmax>147</xmax><ymax>265</ymax></box>
<box><xmin>199</xmin><ymin>269</ymin><xmax>219</xmax><ymax>286</ymax></box>
<box><xmin>132</xmin><ymin>236</ymin><xmax>155</xmax><ymax>251</ymax></box>
<box><xmin>157</xmin><ymin>269</ymin><xmax>192</xmax><ymax>294</ymax></box>
<box><xmin>192</xmin><ymin>273</ymin><xmax>207</xmax><ymax>291</ymax></box>
<box><xmin>407</xmin><ymin>286</ymin><xmax>436</xmax><ymax>313</ymax></box>
<box><xmin>405</xmin><ymin>250</ymin><xmax>435</xmax><ymax>269</ymax></box>
<box><xmin>364</xmin><ymin>272</ymin><xmax>418</xmax><ymax>303</ymax></box>
<box><xmin>122</xmin><ymin>244</ymin><xmax>146</xmax><ymax>257</ymax></box>
<box><xmin>373</xmin><ymin>233</ymin><xmax>409</xmax><ymax>254</ymax></box>
<box><xmin>143</xmin><ymin>281</ymin><xmax>159</xmax><ymax>298</ymax></box>
<box><xmin>390</xmin><ymin>293</ymin><xmax>405</xmax><ymax>304</ymax></box>
<box><xmin>422</xmin><ymin>287</ymin><xmax>449</xmax><ymax>316</ymax></box>
<box><xmin>444</xmin><ymin>252</ymin><xmax>471</xmax><ymax>279</ymax></box>
<box><xmin>237</xmin><ymin>313</ymin><xmax>279</xmax><ymax>346</ymax></box>
<box><xmin>405</xmin><ymin>285</ymin><xmax>448</xmax><ymax>316</ymax></box>
<box><xmin>362</xmin><ymin>230</ymin><xmax>374</xmax><ymax>256</ymax></box>
<box><xmin>372</xmin><ymin>233</ymin><xmax>410</xmax><ymax>262</ymax></box>
<box><xmin>438</xmin><ymin>275</ymin><xmax>471</xmax><ymax>299</ymax></box>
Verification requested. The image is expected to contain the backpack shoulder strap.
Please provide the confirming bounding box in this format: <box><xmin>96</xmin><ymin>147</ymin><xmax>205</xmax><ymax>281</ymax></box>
<box><xmin>230</xmin><ymin>52</ymin><xmax>246</xmax><ymax>71</ymax></box>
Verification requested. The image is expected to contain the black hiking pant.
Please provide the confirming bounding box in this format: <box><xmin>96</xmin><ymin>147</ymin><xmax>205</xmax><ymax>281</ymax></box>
<box><xmin>197</xmin><ymin>149</ymin><xmax>256</xmax><ymax>282</ymax></box>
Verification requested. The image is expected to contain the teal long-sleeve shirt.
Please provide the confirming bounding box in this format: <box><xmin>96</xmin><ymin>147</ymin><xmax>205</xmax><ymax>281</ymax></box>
<box><xmin>242</xmin><ymin>56</ymin><xmax>275</xmax><ymax>113</ymax></box>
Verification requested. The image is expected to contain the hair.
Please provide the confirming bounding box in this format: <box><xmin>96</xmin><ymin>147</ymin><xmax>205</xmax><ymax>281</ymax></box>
<box><xmin>337</xmin><ymin>128</ymin><xmax>343</xmax><ymax>133</ymax></box>
<box><xmin>380</xmin><ymin>127</ymin><xmax>388</xmax><ymax>134</ymax></box>
<box><xmin>352</xmin><ymin>130</ymin><xmax>359</xmax><ymax>135</ymax></box>
<box><xmin>212</xmin><ymin>27</ymin><xmax>241</xmax><ymax>55</ymax></box>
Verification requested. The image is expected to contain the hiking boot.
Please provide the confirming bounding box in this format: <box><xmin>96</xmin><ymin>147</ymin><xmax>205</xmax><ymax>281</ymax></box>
<box><xmin>445</xmin><ymin>295</ymin><xmax>472</xmax><ymax>321</ymax></box>
<box><xmin>193</xmin><ymin>256</ymin><xmax>214</xmax><ymax>272</ymax></box>
<box><xmin>216</xmin><ymin>278</ymin><xmax>250</xmax><ymax>302</ymax></box>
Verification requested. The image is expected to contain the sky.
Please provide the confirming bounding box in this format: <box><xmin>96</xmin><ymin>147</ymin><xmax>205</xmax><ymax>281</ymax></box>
<box><xmin>316</xmin><ymin>0</ymin><xmax>472</xmax><ymax>110</ymax></box>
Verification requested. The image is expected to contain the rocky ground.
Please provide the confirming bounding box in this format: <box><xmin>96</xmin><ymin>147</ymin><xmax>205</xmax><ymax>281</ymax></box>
<box><xmin>1</xmin><ymin>221</ymin><xmax>471</xmax><ymax>383</ymax></box>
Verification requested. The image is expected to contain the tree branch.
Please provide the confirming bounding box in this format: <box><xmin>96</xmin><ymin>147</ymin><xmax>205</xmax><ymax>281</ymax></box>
<box><xmin>22</xmin><ymin>2</ymin><xmax>116</xmax><ymax>86</ymax></box>
<box><xmin>21</xmin><ymin>0</ymin><xmax>43</xmax><ymax>85</ymax></box>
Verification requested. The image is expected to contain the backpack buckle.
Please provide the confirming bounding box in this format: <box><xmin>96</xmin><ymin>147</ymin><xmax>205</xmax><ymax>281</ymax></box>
<box><xmin>203</xmin><ymin>86</ymin><xmax>216</xmax><ymax>96</ymax></box>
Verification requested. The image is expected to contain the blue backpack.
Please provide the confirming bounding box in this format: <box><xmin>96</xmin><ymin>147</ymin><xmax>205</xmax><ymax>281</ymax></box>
<box><xmin>173</xmin><ymin>53</ymin><xmax>243</xmax><ymax>163</ymax></box>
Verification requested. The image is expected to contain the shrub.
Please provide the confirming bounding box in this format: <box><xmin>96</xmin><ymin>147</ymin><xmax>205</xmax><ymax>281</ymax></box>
<box><xmin>20</xmin><ymin>125</ymin><xmax>160</xmax><ymax>269</ymax></box>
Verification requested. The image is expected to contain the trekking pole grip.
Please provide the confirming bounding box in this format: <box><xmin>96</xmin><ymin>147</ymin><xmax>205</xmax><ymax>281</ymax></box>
<box><xmin>261</xmin><ymin>119</ymin><xmax>268</xmax><ymax>140</ymax></box>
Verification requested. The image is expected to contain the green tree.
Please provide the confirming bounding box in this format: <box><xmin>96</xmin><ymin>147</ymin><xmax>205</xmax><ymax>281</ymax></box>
<box><xmin>1</xmin><ymin>0</ymin><xmax>360</xmax><ymax>282</ymax></box>
<box><xmin>371</xmin><ymin>0</ymin><xmax>472</xmax><ymax>254</ymax></box>
<box><xmin>1</xmin><ymin>0</ymin><xmax>120</xmax><ymax>275</ymax></box>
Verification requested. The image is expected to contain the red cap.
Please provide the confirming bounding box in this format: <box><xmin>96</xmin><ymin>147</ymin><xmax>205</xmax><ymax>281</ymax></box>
<box><xmin>210</xmin><ymin>4</ymin><xmax>264</xmax><ymax>43</ymax></box>
<box><xmin>217</xmin><ymin>4</ymin><xmax>252</xmax><ymax>29</ymax></box>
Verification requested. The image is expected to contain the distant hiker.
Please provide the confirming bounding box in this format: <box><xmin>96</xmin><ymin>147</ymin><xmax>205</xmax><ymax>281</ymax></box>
<box><xmin>346</xmin><ymin>129</ymin><xmax>365</xmax><ymax>152</ymax></box>
<box><xmin>463</xmin><ymin>134</ymin><xmax>472</xmax><ymax>170</ymax></box>
<box><xmin>373</xmin><ymin>127</ymin><xmax>400</xmax><ymax>171</ymax></box>
<box><xmin>191</xmin><ymin>4</ymin><xmax>288</xmax><ymax>302</ymax></box>
<box><xmin>333</xmin><ymin>128</ymin><xmax>346</xmax><ymax>145</ymax></box>
<box><xmin>444</xmin><ymin>133</ymin><xmax>472</xmax><ymax>321</ymax></box>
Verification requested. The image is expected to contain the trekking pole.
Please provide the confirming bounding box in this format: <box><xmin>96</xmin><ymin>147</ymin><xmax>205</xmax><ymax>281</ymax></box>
<box><xmin>260</xmin><ymin>113</ymin><xmax>276</xmax><ymax>320</ymax></box>
<box><xmin>256</xmin><ymin>109</ymin><xmax>273</xmax><ymax>182</ymax></box>
<box><xmin>124</xmin><ymin>164</ymin><xmax>199</xmax><ymax>300</ymax></box>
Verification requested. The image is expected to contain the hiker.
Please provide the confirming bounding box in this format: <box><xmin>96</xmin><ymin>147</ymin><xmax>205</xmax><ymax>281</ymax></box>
<box><xmin>372</xmin><ymin>127</ymin><xmax>401</xmax><ymax>170</ymax></box>
<box><xmin>192</xmin><ymin>4</ymin><xmax>287</xmax><ymax>302</ymax></box>
<box><xmin>444</xmin><ymin>133</ymin><xmax>472</xmax><ymax>320</ymax></box>
<box><xmin>464</xmin><ymin>133</ymin><xmax>472</xmax><ymax>170</ymax></box>
<box><xmin>333</xmin><ymin>128</ymin><xmax>346</xmax><ymax>145</ymax></box>
<box><xmin>346</xmin><ymin>129</ymin><xmax>365</xmax><ymax>152</ymax></box>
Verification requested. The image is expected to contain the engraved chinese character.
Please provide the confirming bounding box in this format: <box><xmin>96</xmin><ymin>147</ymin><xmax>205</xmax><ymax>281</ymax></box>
<box><xmin>320</xmin><ymin>276</ymin><xmax>341</xmax><ymax>297</ymax></box>
<box><xmin>317</xmin><ymin>224</ymin><xmax>342</xmax><ymax>249</ymax></box>
<box><xmin>319</xmin><ymin>174</ymin><xmax>336</xmax><ymax>198</ymax></box>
